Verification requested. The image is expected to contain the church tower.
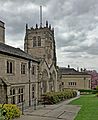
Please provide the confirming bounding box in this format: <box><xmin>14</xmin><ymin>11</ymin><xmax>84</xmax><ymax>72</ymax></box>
<box><xmin>24</xmin><ymin>6</ymin><xmax>58</xmax><ymax>95</ymax></box>
<box><xmin>0</xmin><ymin>20</ymin><xmax>5</xmax><ymax>43</ymax></box>
<box><xmin>24</xmin><ymin>21</ymin><xmax>56</xmax><ymax>67</ymax></box>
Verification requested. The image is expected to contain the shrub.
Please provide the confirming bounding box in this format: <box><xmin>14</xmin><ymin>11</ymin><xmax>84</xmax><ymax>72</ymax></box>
<box><xmin>96</xmin><ymin>86</ymin><xmax>98</xmax><ymax>91</ymax></box>
<box><xmin>42</xmin><ymin>89</ymin><xmax>77</xmax><ymax>104</ymax></box>
<box><xmin>96</xmin><ymin>93</ymin><xmax>98</xmax><ymax>97</ymax></box>
<box><xmin>79</xmin><ymin>89</ymin><xmax>98</xmax><ymax>94</ymax></box>
<box><xmin>0</xmin><ymin>104</ymin><xmax>21</xmax><ymax>120</ymax></box>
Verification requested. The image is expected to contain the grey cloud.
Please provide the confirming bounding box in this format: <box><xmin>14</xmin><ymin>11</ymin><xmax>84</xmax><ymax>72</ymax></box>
<box><xmin>0</xmin><ymin>0</ymin><xmax>49</xmax><ymax>6</ymax></box>
<box><xmin>72</xmin><ymin>0</ymin><xmax>97</xmax><ymax>15</ymax></box>
<box><xmin>0</xmin><ymin>0</ymin><xmax>98</xmax><ymax>70</ymax></box>
<box><xmin>56</xmin><ymin>30</ymin><xmax>87</xmax><ymax>49</ymax></box>
<box><xmin>66</xmin><ymin>52</ymin><xmax>82</xmax><ymax>58</ymax></box>
<box><xmin>62</xmin><ymin>41</ymin><xmax>98</xmax><ymax>56</ymax></box>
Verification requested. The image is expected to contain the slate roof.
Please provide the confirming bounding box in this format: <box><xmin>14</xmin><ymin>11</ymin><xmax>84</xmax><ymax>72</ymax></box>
<box><xmin>59</xmin><ymin>67</ymin><xmax>89</xmax><ymax>75</ymax></box>
<box><xmin>0</xmin><ymin>42</ymin><xmax>39</xmax><ymax>62</ymax></box>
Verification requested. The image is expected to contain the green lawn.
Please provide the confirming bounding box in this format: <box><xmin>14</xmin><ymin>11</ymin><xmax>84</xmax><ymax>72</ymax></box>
<box><xmin>70</xmin><ymin>94</ymin><xmax>98</xmax><ymax>120</ymax></box>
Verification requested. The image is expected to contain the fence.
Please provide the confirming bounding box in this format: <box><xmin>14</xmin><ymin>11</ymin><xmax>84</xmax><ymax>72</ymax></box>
<box><xmin>17</xmin><ymin>98</ymin><xmax>46</xmax><ymax>114</ymax></box>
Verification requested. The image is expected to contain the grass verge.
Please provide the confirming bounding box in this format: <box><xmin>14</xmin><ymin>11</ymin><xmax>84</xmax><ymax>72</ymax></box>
<box><xmin>70</xmin><ymin>94</ymin><xmax>98</xmax><ymax>120</ymax></box>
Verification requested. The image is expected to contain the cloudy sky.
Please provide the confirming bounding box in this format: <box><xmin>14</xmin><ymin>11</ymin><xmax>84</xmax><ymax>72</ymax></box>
<box><xmin>0</xmin><ymin>0</ymin><xmax>98</xmax><ymax>71</ymax></box>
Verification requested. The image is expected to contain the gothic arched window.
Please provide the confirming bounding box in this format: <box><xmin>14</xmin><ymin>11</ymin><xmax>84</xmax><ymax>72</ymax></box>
<box><xmin>38</xmin><ymin>36</ymin><xmax>41</xmax><ymax>46</ymax></box>
<box><xmin>33</xmin><ymin>36</ymin><xmax>36</xmax><ymax>47</ymax></box>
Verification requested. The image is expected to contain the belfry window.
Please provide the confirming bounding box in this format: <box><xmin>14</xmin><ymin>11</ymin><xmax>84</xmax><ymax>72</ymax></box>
<box><xmin>33</xmin><ymin>36</ymin><xmax>37</xmax><ymax>47</ymax></box>
<box><xmin>38</xmin><ymin>36</ymin><xmax>41</xmax><ymax>46</ymax></box>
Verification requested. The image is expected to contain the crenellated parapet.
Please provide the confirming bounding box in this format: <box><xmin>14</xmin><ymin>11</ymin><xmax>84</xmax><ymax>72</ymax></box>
<box><xmin>26</xmin><ymin>21</ymin><xmax>54</xmax><ymax>36</ymax></box>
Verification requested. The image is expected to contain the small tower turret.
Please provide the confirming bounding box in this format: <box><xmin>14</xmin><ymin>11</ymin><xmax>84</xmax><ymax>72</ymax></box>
<box><xmin>36</xmin><ymin>24</ymin><xmax>38</xmax><ymax>29</ymax></box>
<box><xmin>46</xmin><ymin>21</ymin><xmax>48</xmax><ymax>28</ymax></box>
<box><xmin>26</xmin><ymin>23</ymin><xmax>28</xmax><ymax>33</ymax></box>
<box><xmin>49</xmin><ymin>24</ymin><xmax>51</xmax><ymax>29</ymax></box>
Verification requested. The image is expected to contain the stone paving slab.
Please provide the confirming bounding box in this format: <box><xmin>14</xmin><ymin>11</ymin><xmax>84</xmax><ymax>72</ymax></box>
<box><xmin>26</xmin><ymin>109</ymin><xmax>51</xmax><ymax>116</ymax></box>
<box><xmin>59</xmin><ymin>111</ymin><xmax>76</xmax><ymax>120</ymax></box>
<box><xmin>21</xmin><ymin>105</ymin><xmax>80</xmax><ymax>120</ymax></box>
<box><xmin>59</xmin><ymin>105</ymin><xmax>81</xmax><ymax>113</ymax></box>
<box><xmin>14</xmin><ymin>96</ymin><xmax>81</xmax><ymax>120</ymax></box>
<box><xmin>14</xmin><ymin>115</ymin><xmax>59</xmax><ymax>120</ymax></box>
<box><xmin>42</xmin><ymin>105</ymin><xmax>80</xmax><ymax>119</ymax></box>
<box><xmin>43</xmin><ymin>110</ymin><xmax>64</xmax><ymax>118</ymax></box>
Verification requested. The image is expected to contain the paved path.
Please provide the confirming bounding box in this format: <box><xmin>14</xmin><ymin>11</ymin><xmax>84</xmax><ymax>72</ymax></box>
<box><xmin>14</xmin><ymin>96</ymin><xmax>81</xmax><ymax>120</ymax></box>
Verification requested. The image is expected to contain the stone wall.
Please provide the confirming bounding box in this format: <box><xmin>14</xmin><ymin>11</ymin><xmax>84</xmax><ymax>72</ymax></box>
<box><xmin>0</xmin><ymin>53</ymin><xmax>38</xmax><ymax>106</ymax></box>
<box><xmin>60</xmin><ymin>74</ymin><xmax>91</xmax><ymax>90</ymax></box>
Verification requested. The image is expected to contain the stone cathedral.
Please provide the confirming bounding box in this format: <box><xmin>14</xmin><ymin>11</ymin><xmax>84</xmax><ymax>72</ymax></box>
<box><xmin>0</xmin><ymin>11</ymin><xmax>91</xmax><ymax>106</ymax></box>
<box><xmin>24</xmin><ymin>21</ymin><xmax>58</xmax><ymax>96</ymax></box>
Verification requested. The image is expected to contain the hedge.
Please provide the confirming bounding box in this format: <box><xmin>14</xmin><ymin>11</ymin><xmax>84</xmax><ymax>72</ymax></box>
<box><xmin>0</xmin><ymin>104</ymin><xmax>21</xmax><ymax>120</ymax></box>
<box><xmin>79</xmin><ymin>89</ymin><xmax>98</xmax><ymax>94</ymax></box>
<box><xmin>42</xmin><ymin>89</ymin><xmax>77</xmax><ymax>104</ymax></box>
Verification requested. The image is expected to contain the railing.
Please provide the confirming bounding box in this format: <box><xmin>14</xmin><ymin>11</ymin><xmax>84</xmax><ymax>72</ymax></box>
<box><xmin>17</xmin><ymin>98</ymin><xmax>46</xmax><ymax>115</ymax></box>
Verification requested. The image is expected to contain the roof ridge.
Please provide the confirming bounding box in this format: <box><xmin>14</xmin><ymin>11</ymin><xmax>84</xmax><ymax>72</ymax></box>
<box><xmin>0</xmin><ymin>43</ymin><xmax>39</xmax><ymax>62</ymax></box>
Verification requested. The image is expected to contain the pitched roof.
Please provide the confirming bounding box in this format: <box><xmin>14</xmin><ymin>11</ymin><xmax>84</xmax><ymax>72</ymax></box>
<box><xmin>59</xmin><ymin>67</ymin><xmax>89</xmax><ymax>75</ymax></box>
<box><xmin>0</xmin><ymin>77</ymin><xmax>10</xmax><ymax>86</ymax></box>
<box><xmin>0</xmin><ymin>42</ymin><xmax>39</xmax><ymax>62</ymax></box>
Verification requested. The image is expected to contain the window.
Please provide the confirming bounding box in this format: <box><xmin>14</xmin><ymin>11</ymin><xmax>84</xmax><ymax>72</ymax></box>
<box><xmin>33</xmin><ymin>36</ymin><xmax>36</xmax><ymax>47</ymax></box>
<box><xmin>38</xmin><ymin>36</ymin><xmax>41</xmax><ymax>46</ymax></box>
<box><xmin>21</xmin><ymin>63</ymin><xmax>26</xmax><ymax>74</ymax></box>
<box><xmin>10</xmin><ymin>87</ymin><xmax>24</xmax><ymax>104</ymax></box>
<box><xmin>68</xmin><ymin>82</ymin><xmax>76</xmax><ymax>86</ymax></box>
<box><xmin>32</xmin><ymin>85</ymin><xmax>35</xmax><ymax>99</ymax></box>
<box><xmin>18</xmin><ymin>88</ymin><xmax>24</xmax><ymax>103</ymax></box>
<box><xmin>32</xmin><ymin>65</ymin><xmax>35</xmax><ymax>75</ymax></box>
<box><xmin>68</xmin><ymin>82</ymin><xmax>70</xmax><ymax>85</ymax></box>
<box><xmin>10</xmin><ymin>88</ymin><xmax>16</xmax><ymax>104</ymax></box>
<box><xmin>7</xmin><ymin>61</ymin><xmax>14</xmax><ymax>74</ymax></box>
<box><xmin>74</xmin><ymin>82</ymin><xmax>76</xmax><ymax>86</ymax></box>
<box><xmin>62</xmin><ymin>82</ymin><xmax>64</xmax><ymax>85</ymax></box>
